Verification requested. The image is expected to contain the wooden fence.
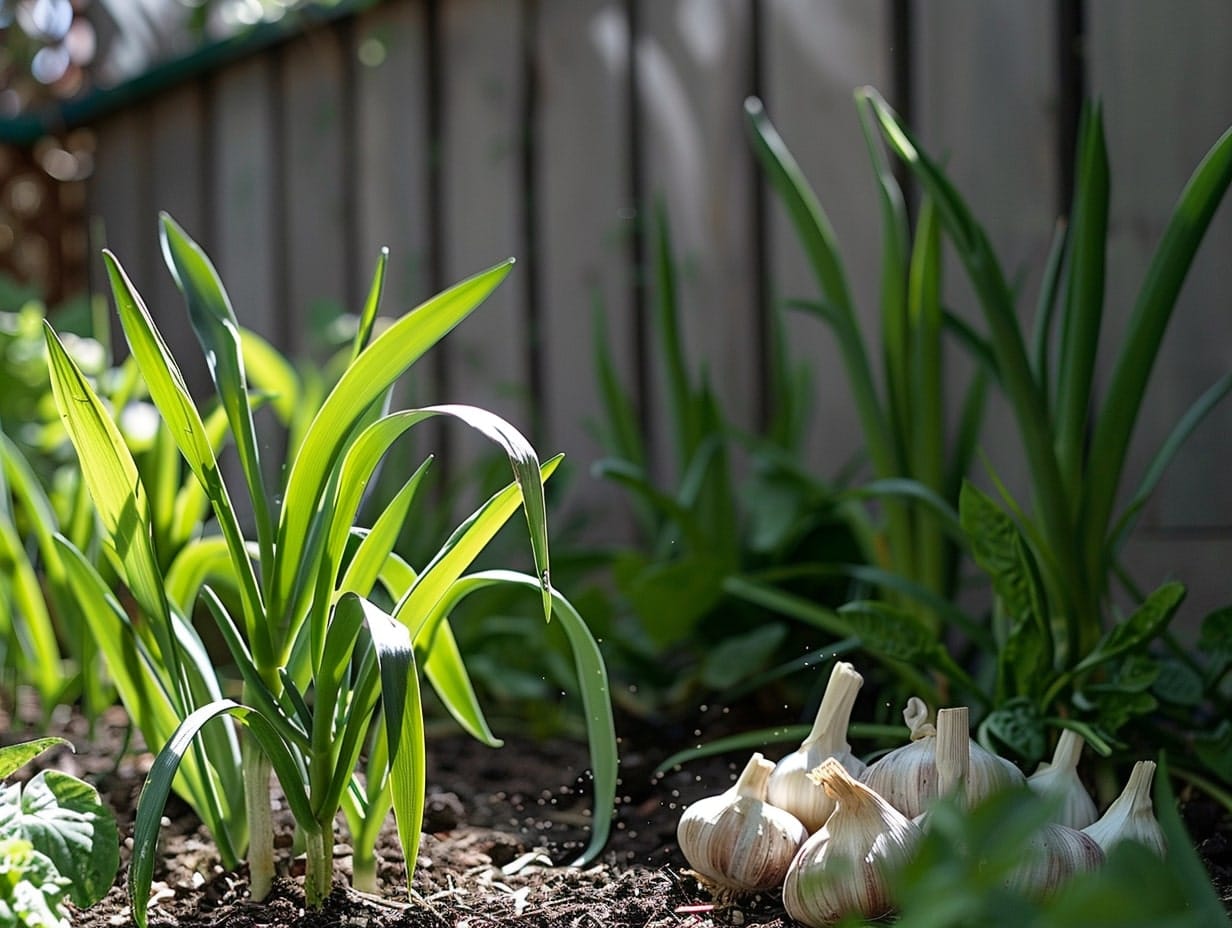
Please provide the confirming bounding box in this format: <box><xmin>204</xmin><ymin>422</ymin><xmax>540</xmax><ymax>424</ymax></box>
<box><xmin>81</xmin><ymin>0</ymin><xmax>1232</xmax><ymax>620</ymax></box>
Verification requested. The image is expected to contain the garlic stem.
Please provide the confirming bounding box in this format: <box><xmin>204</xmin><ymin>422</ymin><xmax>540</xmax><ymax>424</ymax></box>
<box><xmin>1051</xmin><ymin>729</ymin><xmax>1084</xmax><ymax>771</ymax></box>
<box><xmin>734</xmin><ymin>751</ymin><xmax>772</xmax><ymax>799</ymax></box>
<box><xmin>802</xmin><ymin>662</ymin><xmax>863</xmax><ymax>754</ymax></box>
<box><xmin>904</xmin><ymin>696</ymin><xmax>936</xmax><ymax>741</ymax></box>
<box><xmin>1027</xmin><ymin>729</ymin><xmax>1097</xmax><ymax>829</ymax></box>
<box><xmin>934</xmin><ymin>707</ymin><xmax>969</xmax><ymax>801</ymax></box>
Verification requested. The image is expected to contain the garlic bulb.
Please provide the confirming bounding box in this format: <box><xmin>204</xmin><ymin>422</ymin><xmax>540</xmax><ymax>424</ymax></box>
<box><xmin>862</xmin><ymin>697</ymin><xmax>1025</xmax><ymax>818</ymax></box>
<box><xmin>676</xmin><ymin>752</ymin><xmax>807</xmax><ymax>895</ymax></box>
<box><xmin>1026</xmin><ymin>729</ymin><xmax>1098</xmax><ymax>829</ymax></box>
<box><xmin>782</xmin><ymin>758</ymin><xmax>921</xmax><ymax>926</ymax></box>
<box><xmin>1082</xmin><ymin>760</ymin><xmax>1166</xmax><ymax>857</ymax></box>
<box><xmin>768</xmin><ymin>661</ymin><xmax>867</xmax><ymax>832</ymax></box>
<box><xmin>1004</xmin><ymin>820</ymin><xmax>1104</xmax><ymax>897</ymax></box>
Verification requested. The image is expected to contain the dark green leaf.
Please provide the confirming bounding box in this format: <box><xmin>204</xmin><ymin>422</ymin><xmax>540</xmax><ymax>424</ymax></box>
<box><xmin>837</xmin><ymin>600</ymin><xmax>935</xmax><ymax>662</ymax></box>
<box><xmin>981</xmin><ymin>698</ymin><xmax>1046</xmax><ymax>762</ymax></box>
<box><xmin>14</xmin><ymin>771</ymin><xmax>118</xmax><ymax>907</ymax></box>
<box><xmin>1199</xmin><ymin>606</ymin><xmax>1232</xmax><ymax>676</ymax></box>
<box><xmin>699</xmin><ymin>624</ymin><xmax>788</xmax><ymax>690</ymax></box>
<box><xmin>1076</xmin><ymin>581</ymin><xmax>1186</xmax><ymax>673</ymax></box>
<box><xmin>1151</xmin><ymin>658</ymin><xmax>1204</xmax><ymax>706</ymax></box>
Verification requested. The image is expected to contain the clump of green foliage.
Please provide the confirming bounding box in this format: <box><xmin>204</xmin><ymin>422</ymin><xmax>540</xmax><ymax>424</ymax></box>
<box><xmin>0</xmin><ymin>738</ymin><xmax>117</xmax><ymax>928</ymax></box>
<box><xmin>44</xmin><ymin>214</ymin><xmax>616</xmax><ymax>923</ymax></box>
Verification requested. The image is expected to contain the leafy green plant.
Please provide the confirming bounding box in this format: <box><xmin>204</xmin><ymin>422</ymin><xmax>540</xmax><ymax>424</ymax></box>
<box><xmin>0</xmin><ymin>738</ymin><xmax>118</xmax><ymax>928</ymax></box>
<box><xmin>44</xmin><ymin>214</ymin><xmax>616</xmax><ymax>923</ymax></box>
<box><xmin>589</xmin><ymin>205</ymin><xmax>862</xmax><ymax>712</ymax></box>
<box><xmin>852</xmin><ymin>88</ymin><xmax>1232</xmax><ymax>774</ymax></box>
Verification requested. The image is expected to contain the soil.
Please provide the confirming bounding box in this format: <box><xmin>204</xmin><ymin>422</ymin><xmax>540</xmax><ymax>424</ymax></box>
<box><xmin>6</xmin><ymin>700</ymin><xmax>1231</xmax><ymax>928</ymax></box>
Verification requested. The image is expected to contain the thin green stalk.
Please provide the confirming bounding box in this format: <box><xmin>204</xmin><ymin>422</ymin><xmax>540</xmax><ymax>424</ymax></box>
<box><xmin>304</xmin><ymin>825</ymin><xmax>331</xmax><ymax>908</ymax></box>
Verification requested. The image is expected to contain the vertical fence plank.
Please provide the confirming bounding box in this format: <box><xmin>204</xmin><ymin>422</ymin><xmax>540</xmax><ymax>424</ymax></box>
<box><xmin>439</xmin><ymin>0</ymin><xmax>530</xmax><ymax>504</ymax></box>
<box><xmin>1088</xmin><ymin>0</ymin><xmax>1232</xmax><ymax>619</ymax></box>
<box><xmin>536</xmin><ymin>0</ymin><xmax>636</xmax><ymax>541</ymax></box>
<box><xmin>913</xmin><ymin>0</ymin><xmax>1060</xmax><ymax>500</ymax></box>
<box><xmin>212</xmin><ymin>56</ymin><xmax>279</xmax><ymax>343</ymax></box>
<box><xmin>280</xmin><ymin>25</ymin><xmax>351</xmax><ymax>359</ymax></box>
<box><xmin>634</xmin><ymin>0</ymin><xmax>759</xmax><ymax>483</ymax></box>
<box><xmin>354</xmin><ymin>2</ymin><xmax>432</xmax><ymax>318</ymax></box>
<box><xmin>149</xmin><ymin>82</ymin><xmax>210</xmax><ymax>397</ymax></box>
<box><xmin>761</xmin><ymin>0</ymin><xmax>893</xmax><ymax>476</ymax></box>
<box><xmin>88</xmin><ymin>107</ymin><xmax>153</xmax><ymax>358</ymax></box>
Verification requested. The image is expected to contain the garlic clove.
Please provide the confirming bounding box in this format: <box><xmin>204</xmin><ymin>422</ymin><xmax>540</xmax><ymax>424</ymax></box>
<box><xmin>1026</xmin><ymin>729</ymin><xmax>1098</xmax><ymax>829</ymax></box>
<box><xmin>676</xmin><ymin>752</ymin><xmax>808</xmax><ymax>895</ymax></box>
<box><xmin>1004</xmin><ymin>821</ymin><xmax>1104</xmax><ymax>897</ymax></box>
<box><xmin>1082</xmin><ymin>760</ymin><xmax>1166</xmax><ymax>857</ymax></box>
<box><xmin>767</xmin><ymin>661</ymin><xmax>867</xmax><ymax>832</ymax></box>
<box><xmin>862</xmin><ymin>697</ymin><xmax>1025</xmax><ymax>819</ymax></box>
<box><xmin>782</xmin><ymin>757</ymin><xmax>921</xmax><ymax>927</ymax></box>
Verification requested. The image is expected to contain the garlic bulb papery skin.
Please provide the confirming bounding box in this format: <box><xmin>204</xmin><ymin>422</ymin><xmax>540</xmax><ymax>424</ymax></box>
<box><xmin>1026</xmin><ymin>729</ymin><xmax>1098</xmax><ymax>829</ymax></box>
<box><xmin>1082</xmin><ymin>760</ymin><xmax>1166</xmax><ymax>857</ymax></box>
<box><xmin>1004</xmin><ymin>821</ymin><xmax>1104</xmax><ymax>897</ymax></box>
<box><xmin>862</xmin><ymin>697</ymin><xmax>1026</xmax><ymax>818</ymax></box>
<box><xmin>767</xmin><ymin>661</ymin><xmax>867</xmax><ymax>832</ymax></box>
<box><xmin>676</xmin><ymin>752</ymin><xmax>808</xmax><ymax>895</ymax></box>
<box><xmin>782</xmin><ymin>757</ymin><xmax>922</xmax><ymax>927</ymax></box>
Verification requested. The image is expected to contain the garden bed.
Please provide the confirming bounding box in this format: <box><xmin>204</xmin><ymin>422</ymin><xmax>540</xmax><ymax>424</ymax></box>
<box><xmin>8</xmin><ymin>698</ymin><xmax>1228</xmax><ymax>928</ymax></box>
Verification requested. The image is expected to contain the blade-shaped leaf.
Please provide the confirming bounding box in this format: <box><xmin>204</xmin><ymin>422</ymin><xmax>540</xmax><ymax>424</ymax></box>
<box><xmin>339</xmin><ymin>457</ymin><xmax>433</xmax><ymax>596</ymax></box>
<box><xmin>335</xmin><ymin>595</ymin><xmax>425</xmax><ymax>894</ymax></box>
<box><xmin>159</xmin><ymin>214</ymin><xmax>274</xmax><ymax>579</ymax></box>
<box><xmin>274</xmin><ymin>261</ymin><xmax>514</xmax><ymax>620</ymax></box>
<box><xmin>128</xmin><ymin>700</ymin><xmax>315</xmax><ymax>928</ymax></box>
<box><xmin>394</xmin><ymin>449</ymin><xmax>561</xmax><ymax>639</ymax></box>
<box><xmin>351</xmin><ymin>248</ymin><xmax>388</xmax><ymax>363</ymax></box>
<box><xmin>421</xmin><ymin>617</ymin><xmax>503</xmax><ymax>748</ymax></box>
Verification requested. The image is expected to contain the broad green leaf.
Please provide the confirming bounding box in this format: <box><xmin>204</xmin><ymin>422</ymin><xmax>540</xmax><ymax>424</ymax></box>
<box><xmin>0</xmin><ymin>740</ymin><xmax>69</xmax><ymax>781</ymax></box>
<box><xmin>1082</xmin><ymin>121</ymin><xmax>1232</xmax><ymax>574</ymax></box>
<box><xmin>1198</xmin><ymin>606</ymin><xmax>1232</xmax><ymax>678</ymax></box>
<box><xmin>335</xmin><ymin>595</ymin><xmax>424</xmax><ymax>893</ymax></box>
<box><xmin>13</xmin><ymin>771</ymin><xmax>118</xmax><ymax>907</ymax></box>
<box><xmin>1151</xmin><ymin>658</ymin><xmax>1204</xmax><ymax>706</ymax></box>
<box><xmin>618</xmin><ymin>555</ymin><xmax>723</xmax><ymax>648</ymax></box>
<box><xmin>1194</xmin><ymin>723</ymin><xmax>1232</xmax><ymax>785</ymax></box>
<box><xmin>1075</xmin><ymin>581</ymin><xmax>1186</xmax><ymax>673</ymax></box>
<box><xmin>837</xmin><ymin>600</ymin><xmax>936</xmax><ymax>663</ymax></box>
<box><xmin>0</xmin><ymin>838</ymin><xmax>69</xmax><ymax>927</ymax></box>
<box><xmin>128</xmin><ymin>700</ymin><xmax>315</xmax><ymax>928</ymax></box>
<box><xmin>981</xmin><ymin>697</ymin><xmax>1046</xmax><ymax>763</ymax></box>
<box><xmin>159</xmin><ymin>214</ymin><xmax>274</xmax><ymax>579</ymax></box>
<box><xmin>275</xmin><ymin>260</ymin><xmax>514</xmax><ymax>620</ymax></box>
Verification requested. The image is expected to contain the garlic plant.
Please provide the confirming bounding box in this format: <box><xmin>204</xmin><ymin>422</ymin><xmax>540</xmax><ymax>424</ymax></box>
<box><xmin>782</xmin><ymin>758</ymin><xmax>921</xmax><ymax>927</ymax></box>
<box><xmin>1026</xmin><ymin>729</ymin><xmax>1098</xmax><ymax>829</ymax></box>
<box><xmin>861</xmin><ymin>697</ymin><xmax>1024</xmax><ymax>818</ymax></box>
<box><xmin>676</xmin><ymin>753</ymin><xmax>807</xmax><ymax>895</ymax></box>
<box><xmin>1083</xmin><ymin>760</ymin><xmax>1166</xmax><ymax>857</ymax></box>
<box><xmin>768</xmin><ymin>661</ymin><xmax>866</xmax><ymax>832</ymax></box>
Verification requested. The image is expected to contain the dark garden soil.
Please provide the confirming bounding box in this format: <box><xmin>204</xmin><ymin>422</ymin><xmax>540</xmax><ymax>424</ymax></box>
<box><xmin>6</xmin><ymin>699</ymin><xmax>1231</xmax><ymax>928</ymax></box>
